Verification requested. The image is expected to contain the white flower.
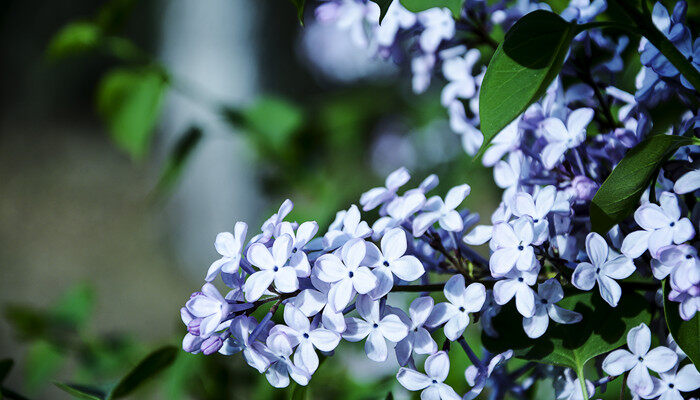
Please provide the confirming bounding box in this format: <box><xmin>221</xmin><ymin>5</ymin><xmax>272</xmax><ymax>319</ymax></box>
<box><xmin>343</xmin><ymin>295</ymin><xmax>408</xmax><ymax>362</ymax></box>
<box><xmin>411</xmin><ymin>53</ymin><xmax>435</xmax><ymax>94</ymax></box>
<box><xmin>376</xmin><ymin>0</ymin><xmax>416</xmax><ymax>46</ymax></box>
<box><xmin>206</xmin><ymin>222</ymin><xmax>248</xmax><ymax>281</ymax></box>
<box><xmin>269</xmin><ymin>305</ymin><xmax>340</xmax><ymax>373</ymax></box>
<box><xmin>493</xmin><ymin>267</ymin><xmax>539</xmax><ymax>318</ymax></box>
<box><xmin>322</xmin><ymin>204</ymin><xmax>373</xmax><ymax>250</ymax></box>
<box><xmin>673</xmin><ymin>168</ymin><xmax>700</xmax><ymax>194</ymax></box>
<box><xmin>276</xmin><ymin>221</ymin><xmax>319</xmax><ymax>278</ymax></box>
<box><xmin>642</xmin><ymin>363</ymin><xmax>700</xmax><ymax>400</ymax></box>
<box><xmin>366</xmin><ymin>227</ymin><xmax>425</xmax><ymax>299</ymax></box>
<box><xmin>220</xmin><ymin>316</ymin><xmax>271</xmax><ymax>373</ymax></box>
<box><xmin>395</xmin><ymin>296</ymin><xmax>438</xmax><ymax>366</ymax></box>
<box><xmin>255</xmin><ymin>199</ymin><xmax>293</xmax><ymax>243</ymax></box>
<box><xmin>441</xmin><ymin>49</ymin><xmax>480</xmax><ymax>106</ymax></box>
<box><xmin>396</xmin><ymin>351</ymin><xmax>461</xmax><ymax>400</ymax></box>
<box><xmin>522</xmin><ymin>279</ymin><xmax>582</xmax><ymax>339</ymax></box>
<box><xmin>412</xmin><ymin>184</ymin><xmax>471</xmax><ymax>236</ymax></box>
<box><xmin>489</xmin><ymin>217</ymin><xmax>539</xmax><ymax>276</ymax></box>
<box><xmin>360</xmin><ymin>167</ymin><xmax>411</xmax><ymax>211</ymax></box>
<box><xmin>512</xmin><ymin>186</ymin><xmax>559</xmax><ymax>245</ymax></box>
<box><xmin>418</xmin><ymin>8</ymin><xmax>455</xmax><ymax>53</ymax></box>
<box><xmin>260</xmin><ymin>333</ymin><xmax>311</xmax><ymax>388</ymax></box>
<box><xmin>602</xmin><ymin>323</ymin><xmax>678</xmax><ymax>396</ymax></box>
<box><xmin>572</xmin><ymin>232</ymin><xmax>635</xmax><ymax>307</ymax></box>
<box><xmin>540</xmin><ymin>108</ymin><xmax>594</xmax><ymax>169</ymax></box>
<box><xmin>315</xmin><ymin>238</ymin><xmax>378</xmax><ymax>311</ymax></box>
<box><xmin>621</xmin><ymin>192</ymin><xmax>695</xmax><ymax>258</ymax></box>
<box><xmin>425</xmin><ymin>275</ymin><xmax>486</xmax><ymax>340</ymax></box>
<box><xmin>244</xmin><ymin>234</ymin><xmax>300</xmax><ymax>302</ymax></box>
<box><xmin>371</xmin><ymin>191</ymin><xmax>425</xmax><ymax>239</ymax></box>
<box><xmin>185</xmin><ymin>283</ymin><xmax>233</xmax><ymax>337</ymax></box>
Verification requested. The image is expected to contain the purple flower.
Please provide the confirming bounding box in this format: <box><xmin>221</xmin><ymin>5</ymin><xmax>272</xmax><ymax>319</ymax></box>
<box><xmin>493</xmin><ymin>267</ymin><xmax>539</xmax><ymax>318</ymax></box>
<box><xmin>540</xmin><ymin>108</ymin><xmax>594</xmax><ymax>169</ymax></box>
<box><xmin>315</xmin><ymin>238</ymin><xmax>378</xmax><ymax>311</ymax></box>
<box><xmin>371</xmin><ymin>191</ymin><xmax>425</xmax><ymax>239</ymax></box>
<box><xmin>426</xmin><ymin>275</ymin><xmax>486</xmax><ymax>340</ymax></box>
<box><xmin>441</xmin><ymin>49</ymin><xmax>479</xmax><ymax>106</ymax></box>
<box><xmin>413</xmin><ymin>184</ymin><xmax>471</xmax><ymax>236</ymax></box>
<box><xmin>644</xmin><ymin>362</ymin><xmax>700</xmax><ymax>399</ymax></box>
<box><xmin>513</xmin><ymin>186</ymin><xmax>558</xmax><ymax>245</ymax></box>
<box><xmin>417</xmin><ymin>8</ymin><xmax>455</xmax><ymax>53</ymax></box>
<box><xmin>360</xmin><ymin>167</ymin><xmax>410</xmax><ymax>211</ymax></box>
<box><xmin>464</xmin><ymin>350</ymin><xmax>513</xmax><ymax>400</ymax></box>
<box><xmin>277</xmin><ymin>221</ymin><xmax>319</xmax><ymax>278</ymax></box>
<box><xmin>489</xmin><ymin>217</ymin><xmax>539</xmax><ymax>276</ymax></box>
<box><xmin>673</xmin><ymin>168</ymin><xmax>700</xmax><ymax>194</ymax></box>
<box><xmin>573</xmin><ymin>232</ymin><xmax>636</xmax><ymax>307</ymax></box>
<box><xmin>220</xmin><ymin>316</ymin><xmax>271</xmax><ymax>372</ymax></box>
<box><xmin>523</xmin><ymin>279</ymin><xmax>582</xmax><ymax>339</ymax></box>
<box><xmin>322</xmin><ymin>205</ymin><xmax>373</xmax><ymax>250</ymax></box>
<box><xmin>602</xmin><ymin>323</ymin><xmax>678</xmax><ymax>396</ymax></box>
<box><xmin>621</xmin><ymin>192</ymin><xmax>695</xmax><ymax>258</ymax></box>
<box><xmin>185</xmin><ymin>283</ymin><xmax>233</xmax><ymax>337</ymax></box>
<box><xmin>343</xmin><ymin>295</ymin><xmax>408</xmax><ymax>362</ymax></box>
<box><xmin>366</xmin><ymin>227</ymin><xmax>425</xmax><ymax>299</ymax></box>
<box><xmin>395</xmin><ymin>296</ymin><xmax>438</xmax><ymax>366</ymax></box>
<box><xmin>206</xmin><ymin>222</ymin><xmax>248</xmax><ymax>282</ymax></box>
<box><xmin>260</xmin><ymin>333</ymin><xmax>311</xmax><ymax>388</ymax></box>
<box><xmin>244</xmin><ymin>234</ymin><xmax>300</xmax><ymax>301</ymax></box>
<box><xmin>396</xmin><ymin>351</ymin><xmax>461</xmax><ymax>400</ymax></box>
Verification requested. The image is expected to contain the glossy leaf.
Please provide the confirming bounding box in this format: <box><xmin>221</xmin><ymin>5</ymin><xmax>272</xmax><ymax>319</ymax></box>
<box><xmin>47</xmin><ymin>22</ymin><xmax>102</xmax><ymax>60</ymax></box>
<box><xmin>97</xmin><ymin>68</ymin><xmax>168</xmax><ymax>159</ymax></box>
<box><xmin>373</xmin><ymin>0</ymin><xmax>392</xmax><ymax>22</ymax></box>
<box><xmin>289</xmin><ymin>0</ymin><xmax>306</xmax><ymax>25</ymax></box>
<box><xmin>663</xmin><ymin>280</ymin><xmax>699</xmax><ymax>366</ymax></box>
<box><xmin>478</xmin><ymin>10</ymin><xmax>575</xmax><ymax>158</ymax></box>
<box><xmin>400</xmin><ymin>0</ymin><xmax>465</xmax><ymax>17</ymax></box>
<box><xmin>154</xmin><ymin>126</ymin><xmax>203</xmax><ymax>195</ymax></box>
<box><xmin>107</xmin><ymin>345</ymin><xmax>177</xmax><ymax>399</ymax></box>
<box><xmin>55</xmin><ymin>383</ymin><xmax>105</xmax><ymax>400</ymax></box>
<box><xmin>590</xmin><ymin>134</ymin><xmax>693</xmax><ymax>234</ymax></box>
<box><xmin>482</xmin><ymin>291</ymin><xmax>652</xmax><ymax>370</ymax></box>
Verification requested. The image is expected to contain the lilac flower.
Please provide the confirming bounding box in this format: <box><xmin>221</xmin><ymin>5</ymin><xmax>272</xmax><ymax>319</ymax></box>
<box><xmin>674</xmin><ymin>168</ymin><xmax>700</xmax><ymax>194</ymax></box>
<box><xmin>493</xmin><ymin>267</ymin><xmax>539</xmax><ymax>318</ymax></box>
<box><xmin>413</xmin><ymin>184</ymin><xmax>471</xmax><ymax>236</ymax></box>
<box><xmin>621</xmin><ymin>192</ymin><xmax>695</xmax><ymax>258</ymax></box>
<box><xmin>396</xmin><ymin>351</ymin><xmax>461</xmax><ymax>400</ymax></box>
<box><xmin>206</xmin><ymin>222</ymin><xmax>248</xmax><ymax>281</ymax></box>
<box><xmin>540</xmin><ymin>108</ymin><xmax>594</xmax><ymax>169</ymax></box>
<box><xmin>561</xmin><ymin>0</ymin><xmax>607</xmax><ymax>23</ymax></box>
<box><xmin>322</xmin><ymin>205</ymin><xmax>373</xmax><ymax>250</ymax></box>
<box><xmin>463</xmin><ymin>202</ymin><xmax>512</xmax><ymax>247</ymax></box>
<box><xmin>315</xmin><ymin>0</ymin><xmax>380</xmax><ymax>48</ymax></box>
<box><xmin>186</xmin><ymin>283</ymin><xmax>233</xmax><ymax>337</ymax></box>
<box><xmin>256</xmin><ymin>199</ymin><xmax>293</xmax><ymax>243</ymax></box>
<box><xmin>513</xmin><ymin>186</ymin><xmax>558</xmax><ymax>245</ymax></box>
<box><xmin>643</xmin><ymin>362</ymin><xmax>700</xmax><ymax>399</ymax></box>
<box><xmin>366</xmin><ymin>227</ymin><xmax>425</xmax><ymax>299</ymax></box>
<box><xmin>426</xmin><ymin>275</ymin><xmax>486</xmax><ymax>340</ymax></box>
<box><xmin>417</xmin><ymin>8</ymin><xmax>455</xmax><ymax>53</ymax></box>
<box><xmin>447</xmin><ymin>100</ymin><xmax>483</xmax><ymax>156</ymax></box>
<box><xmin>269</xmin><ymin>305</ymin><xmax>341</xmax><ymax>373</ymax></box>
<box><xmin>360</xmin><ymin>167</ymin><xmax>410</xmax><ymax>211</ymax></box>
<box><xmin>441</xmin><ymin>49</ymin><xmax>480</xmax><ymax>106</ymax></box>
<box><xmin>679</xmin><ymin>37</ymin><xmax>700</xmax><ymax>89</ymax></box>
<box><xmin>261</xmin><ymin>333</ymin><xmax>311</xmax><ymax>388</ymax></box>
<box><xmin>493</xmin><ymin>152</ymin><xmax>524</xmax><ymax>195</ymax></box>
<box><xmin>371</xmin><ymin>191</ymin><xmax>425</xmax><ymax>239</ymax></box>
<box><xmin>220</xmin><ymin>315</ymin><xmax>271</xmax><ymax>373</ymax></box>
<box><xmin>315</xmin><ymin>238</ymin><xmax>378</xmax><ymax>311</ymax></box>
<box><xmin>573</xmin><ymin>232</ymin><xmax>636</xmax><ymax>307</ymax></box>
<box><xmin>523</xmin><ymin>279</ymin><xmax>582</xmax><ymax>339</ymax></box>
<box><xmin>602</xmin><ymin>323</ymin><xmax>678</xmax><ymax>396</ymax></box>
<box><xmin>277</xmin><ymin>221</ymin><xmax>319</xmax><ymax>278</ymax></box>
<box><xmin>651</xmin><ymin>244</ymin><xmax>697</xmax><ymax>288</ymax></box>
<box><xmin>244</xmin><ymin>234</ymin><xmax>300</xmax><ymax>301</ymax></box>
<box><xmin>343</xmin><ymin>295</ymin><xmax>408</xmax><ymax>362</ymax></box>
<box><xmin>411</xmin><ymin>53</ymin><xmax>435</xmax><ymax>94</ymax></box>
<box><xmin>482</xmin><ymin>117</ymin><xmax>521</xmax><ymax>167</ymax></box>
<box><xmin>376</xmin><ymin>0</ymin><xmax>416</xmax><ymax>47</ymax></box>
<box><xmin>395</xmin><ymin>296</ymin><xmax>438</xmax><ymax>366</ymax></box>
<box><xmin>489</xmin><ymin>217</ymin><xmax>538</xmax><ymax>276</ymax></box>
<box><xmin>464</xmin><ymin>350</ymin><xmax>513</xmax><ymax>400</ymax></box>
<box><xmin>554</xmin><ymin>369</ymin><xmax>596</xmax><ymax>400</ymax></box>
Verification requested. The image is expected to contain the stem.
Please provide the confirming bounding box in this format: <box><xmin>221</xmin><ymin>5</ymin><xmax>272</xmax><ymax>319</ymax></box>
<box><xmin>612</xmin><ymin>0</ymin><xmax>700</xmax><ymax>91</ymax></box>
<box><xmin>393</xmin><ymin>283</ymin><xmax>446</xmax><ymax>292</ymax></box>
<box><xmin>575</xmin><ymin>366</ymin><xmax>590</xmax><ymax>400</ymax></box>
<box><xmin>620</xmin><ymin>371</ymin><xmax>629</xmax><ymax>400</ymax></box>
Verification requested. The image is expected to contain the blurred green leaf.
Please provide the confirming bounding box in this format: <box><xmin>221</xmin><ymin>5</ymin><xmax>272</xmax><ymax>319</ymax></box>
<box><xmin>97</xmin><ymin>68</ymin><xmax>168</xmax><ymax>159</ymax></box>
<box><xmin>51</xmin><ymin>284</ymin><xmax>95</xmax><ymax>329</ymax></box>
<box><xmin>0</xmin><ymin>360</ymin><xmax>12</xmax><ymax>383</ymax></box>
<box><xmin>55</xmin><ymin>382</ymin><xmax>105</xmax><ymax>400</ymax></box>
<box><xmin>289</xmin><ymin>0</ymin><xmax>306</xmax><ymax>25</ymax></box>
<box><xmin>47</xmin><ymin>22</ymin><xmax>102</xmax><ymax>60</ymax></box>
<box><xmin>96</xmin><ymin>0</ymin><xmax>138</xmax><ymax>32</ymax></box>
<box><xmin>238</xmin><ymin>96</ymin><xmax>304</xmax><ymax>153</ymax></box>
<box><xmin>482</xmin><ymin>291</ymin><xmax>652</xmax><ymax>371</ymax></box>
<box><xmin>290</xmin><ymin>383</ymin><xmax>308</xmax><ymax>400</ymax></box>
<box><xmin>663</xmin><ymin>280</ymin><xmax>699</xmax><ymax>366</ymax></box>
<box><xmin>4</xmin><ymin>305</ymin><xmax>49</xmax><ymax>341</ymax></box>
<box><xmin>25</xmin><ymin>341</ymin><xmax>65</xmax><ymax>391</ymax></box>
<box><xmin>154</xmin><ymin>126</ymin><xmax>203</xmax><ymax>195</ymax></box>
<box><xmin>107</xmin><ymin>345</ymin><xmax>177</xmax><ymax>399</ymax></box>
<box><xmin>590</xmin><ymin>134</ymin><xmax>693</xmax><ymax>234</ymax></box>
<box><xmin>478</xmin><ymin>10</ymin><xmax>575</xmax><ymax>158</ymax></box>
<box><xmin>400</xmin><ymin>0</ymin><xmax>465</xmax><ymax>17</ymax></box>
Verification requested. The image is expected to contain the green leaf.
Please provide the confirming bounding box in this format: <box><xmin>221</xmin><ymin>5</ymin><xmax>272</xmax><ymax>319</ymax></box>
<box><xmin>154</xmin><ymin>126</ymin><xmax>203</xmax><ymax>195</ymax></box>
<box><xmin>663</xmin><ymin>280</ymin><xmax>699</xmax><ymax>366</ymax></box>
<box><xmin>54</xmin><ymin>383</ymin><xmax>105</xmax><ymax>400</ymax></box>
<box><xmin>25</xmin><ymin>341</ymin><xmax>64</xmax><ymax>391</ymax></box>
<box><xmin>107</xmin><ymin>345</ymin><xmax>177</xmax><ymax>399</ymax></box>
<box><xmin>0</xmin><ymin>360</ymin><xmax>12</xmax><ymax>383</ymax></box>
<box><xmin>289</xmin><ymin>0</ymin><xmax>306</xmax><ymax>25</ymax></box>
<box><xmin>97</xmin><ymin>68</ymin><xmax>168</xmax><ymax>159</ymax></box>
<box><xmin>477</xmin><ymin>10</ymin><xmax>575</xmax><ymax>158</ymax></box>
<box><xmin>590</xmin><ymin>134</ymin><xmax>693</xmax><ymax>234</ymax></box>
<box><xmin>241</xmin><ymin>96</ymin><xmax>304</xmax><ymax>152</ymax></box>
<box><xmin>51</xmin><ymin>284</ymin><xmax>94</xmax><ymax>329</ymax></box>
<box><xmin>399</xmin><ymin>0</ymin><xmax>465</xmax><ymax>18</ymax></box>
<box><xmin>47</xmin><ymin>22</ymin><xmax>102</xmax><ymax>60</ymax></box>
<box><xmin>482</xmin><ymin>291</ymin><xmax>652</xmax><ymax>370</ymax></box>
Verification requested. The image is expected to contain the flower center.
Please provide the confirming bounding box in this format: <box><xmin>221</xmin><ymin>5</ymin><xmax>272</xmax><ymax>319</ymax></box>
<box><xmin>518</xmin><ymin>245</ymin><xmax>524</xmax><ymax>251</ymax></box>
<box><xmin>686</xmin><ymin>254</ymin><xmax>693</xmax><ymax>259</ymax></box>
<box><xmin>373</xmin><ymin>323</ymin><xmax>379</xmax><ymax>328</ymax></box>
<box><xmin>383</xmin><ymin>260</ymin><xmax>390</xmax><ymax>267</ymax></box>
<box><xmin>668</xmin><ymin>383</ymin><xmax>674</xmax><ymax>389</ymax></box>
<box><xmin>432</xmin><ymin>379</ymin><xmax>438</xmax><ymax>384</ymax></box>
<box><xmin>517</xmin><ymin>277</ymin><xmax>524</xmax><ymax>282</ymax></box>
<box><xmin>292</xmin><ymin>247</ymin><xmax>298</xmax><ymax>253</ymax></box>
<box><xmin>303</xmin><ymin>333</ymin><xmax>309</xmax><ymax>339</ymax></box>
<box><xmin>273</xmin><ymin>266</ymin><xmax>279</xmax><ymax>272</ymax></box>
<box><xmin>669</xmin><ymin>221</ymin><xmax>675</xmax><ymax>227</ymax></box>
<box><xmin>459</xmin><ymin>306</ymin><xmax>466</xmax><ymax>312</ymax></box>
<box><xmin>348</xmin><ymin>271</ymin><xmax>354</xmax><ymax>278</ymax></box>
<box><xmin>541</xmin><ymin>299</ymin><xmax>548</xmax><ymax>304</ymax></box>
<box><xmin>638</xmin><ymin>356</ymin><xmax>644</xmax><ymax>362</ymax></box>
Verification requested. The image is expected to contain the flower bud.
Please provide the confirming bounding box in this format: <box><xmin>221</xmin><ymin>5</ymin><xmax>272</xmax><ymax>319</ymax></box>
<box><xmin>188</xmin><ymin>318</ymin><xmax>203</xmax><ymax>336</ymax></box>
<box><xmin>201</xmin><ymin>336</ymin><xmax>223</xmax><ymax>355</ymax></box>
<box><xmin>571</xmin><ymin>176</ymin><xmax>598</xmax><ymax>201</ymax></box>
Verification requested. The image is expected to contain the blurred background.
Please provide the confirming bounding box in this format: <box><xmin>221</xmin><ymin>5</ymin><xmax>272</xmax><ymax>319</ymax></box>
<box><xmin>0</xmin><ymin>0</ymin><xmax>499</xmax><ymax>398</ymax></box>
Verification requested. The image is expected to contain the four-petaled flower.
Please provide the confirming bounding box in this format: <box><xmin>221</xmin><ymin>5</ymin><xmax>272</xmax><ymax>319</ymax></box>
<box><xmin>413</xmin><ymin>184</ymin><xmax>471</xmax><ymax>237</ymax></box>
<box><xmin>244</xmin><ymin>234</ymin><xmax>300</xmax><ymax>302</ymax></box>
<box><xmin>426</xmin><ymin>275</ymin><xmax>486</xmax><ymax>340</ymax></box>
<box><xmin>541</xmin><ymin>108</ymin><xmax>594</xmax><ymax>169</ymax></box>
<box><xmin>490</xmin><ymin>217</ymin><xmax>539</xmax><ymax>276</ymax></box>
<box><xmin>360</xmin><ymin>167</ymin><xmax>410</xmax><ymax>211</ymax></box>
<box><xmin>366</xmin><ymin>227</ymin><xmax>426</xmax><ymax>299</ymax></box>
<box><xmin>343</xmin><ymin>295</ymin><xmax>408</xmax><ymax>362</ymax></box>
<box><xmin>260</xmin><ymin>333</ymin><xmax>311</xmax><ymax>388</ymax></box>
<box><xmin>206</xmin><ymin>222</ymin><xmax>248</xmax><ymax>282</ymax></box>
<box><xmin>573</xmin><ymin>232</ymin><xmax>636</xmax><ymax>307</ymax></box>
<box><xmin>395</xmin><ymin>296</ymin><xmax>438</xmax><ymax>366</ymax></box>
<box><xmin>523</xmin><ymin>279</ymin><xmax>582</xmax><ymax>339</ymax></box>
<box><xmin>396</xmin><ymin>351</ymin><xmax>461</xmax><ymax>400</ymax></box>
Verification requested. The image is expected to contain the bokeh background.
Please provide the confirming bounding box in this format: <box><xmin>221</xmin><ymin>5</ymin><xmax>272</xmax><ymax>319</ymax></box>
<box><xmin>0</xmin><ymin>0</ymin><xmax>500</xmax><ymax>398</ymax></box>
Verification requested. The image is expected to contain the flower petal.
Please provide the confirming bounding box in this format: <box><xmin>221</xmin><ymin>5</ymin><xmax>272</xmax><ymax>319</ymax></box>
<box><xmin>396</xmin><ymin>368</ymin><xmax>431</xmax><ymax>391</ymax></box>
<box><xmin>365</xmin><ymin>330</ymin><xmax>388</xmax><ymax>361</ymax></box>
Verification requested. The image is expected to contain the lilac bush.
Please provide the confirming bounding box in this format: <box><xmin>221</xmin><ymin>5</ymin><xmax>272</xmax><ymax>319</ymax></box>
<box><xmin>179</xmin><ymin>0</ymin><xmax>700</xmax><ymax>398</ymax></box>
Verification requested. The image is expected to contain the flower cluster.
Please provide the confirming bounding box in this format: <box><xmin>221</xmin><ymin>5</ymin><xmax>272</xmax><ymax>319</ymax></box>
<box><xmin>179</xmin><ymin>0</ymin><xmax>700</xmax><ymax>397</ymax></box>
